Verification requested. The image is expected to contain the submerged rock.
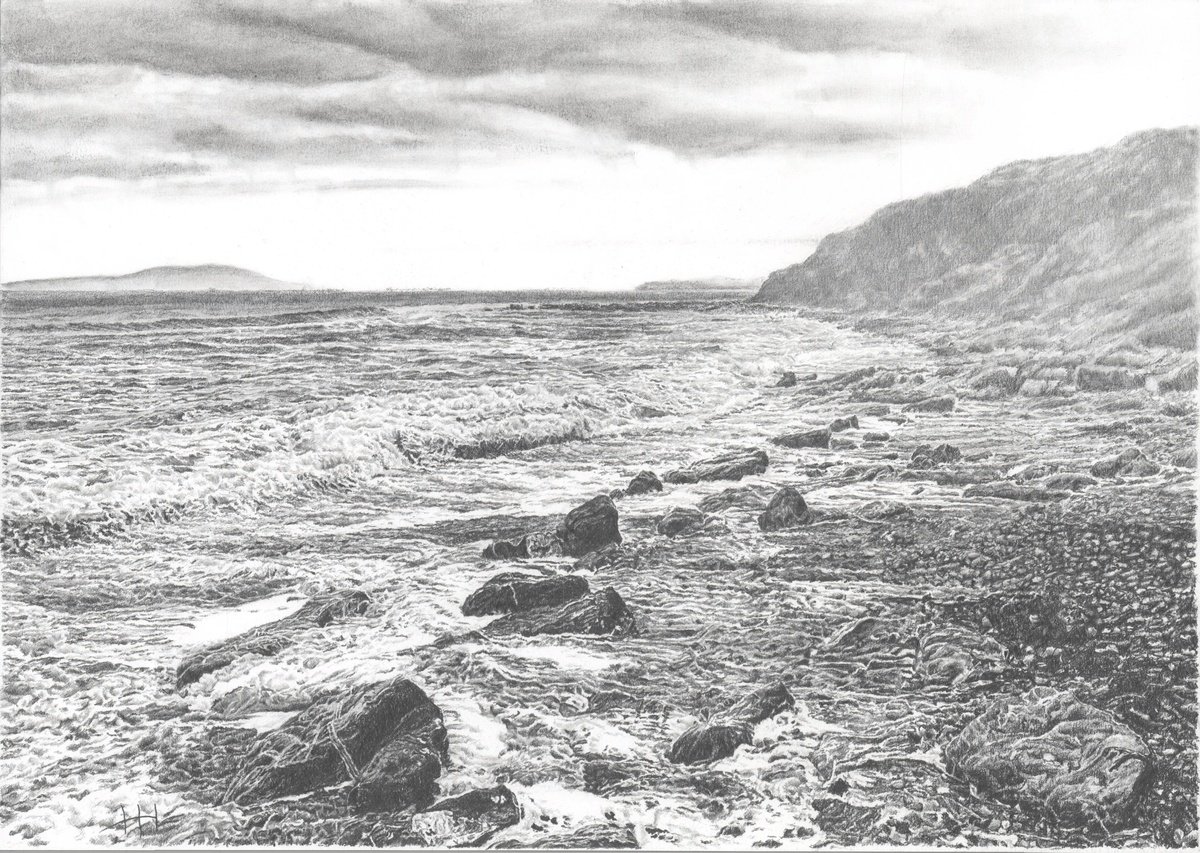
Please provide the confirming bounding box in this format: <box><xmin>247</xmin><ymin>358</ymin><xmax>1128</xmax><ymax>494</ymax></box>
<box><xmin>664</xmin><ymin>449</ymin><xmax>769</xmax><ymax>483</ymax></box>
<box><xmin>623</xmin><ymin>470</ymin><xmax>663</xmax><ymax>496</ymax></box>
<box><xmin>770</xmin><ymin>427</ymin><xmax>831</xmax><ymax>450</ymax></box>
<box><xmin>413</xmin><ymin>785</ymin><xmax>521</xmax><ymax>847</ymax></box>
<box><xmin>1039</xmin><ymin>472</ymin><xmax>1098</xmax><ymax>491</ymax></box>
<box><xmin>225</xmin><ymin>676</ymin><xmax>448</xmax><ymax>808</ymax></box>
<box><xmin>829</xmin><ymin>415</ymin><xmax>860</xmax><ymax>432</ymax></box>
<box><xmin>556</xmin><ymin>495</ymin><xmax>621</xmax><ymax>557</ymax></box>
<box><xmin>757</xmin><ymin>486</ymin><xmax>812</xmax><ymax>531</ymax></box>
<box><xmin>461</xmin><ymin>573</ymin><xmax>588</xmax><ymax>617</ymax></box>
<box><xmin>945</xmin><ymin>687</ymin><xmax>1150</xmax><ymax>826</ymax></box>
<box><xmin>668</xmin><ymin>682</ymin><xmax>794</xmax><ymax>765</ymax></box>
<box><xmin>482</xmin><ymin>536</ymin><xmax>531</xmax><ymax>560</ymax></box>
<box><xmin>486</xmin><ymin>587</ymin><xmax>637</xmax><ymax>638</ymax></box>
<box><xmin>903</xmin><ymin>395</ymin><xmax>956</xmax><ymax>413</ymax></box>
<box><xmin>656</xmin><ymin>506</ymin><xmax>705</xmax><ymax>537</ymax></box>
<box><xmin>1090</xmin><ymin>447</ymin><xmax>1161</xmax><ymax>478</ymax></box>
<box><xmin>176</xmin><ymin>590</ymin><xmax>370</xmax><ymax>688</ymax></box>
<box><xmin>776</xmin><ymin>371</ymin><xmax>797</xmax><ymax>387</ymax></box>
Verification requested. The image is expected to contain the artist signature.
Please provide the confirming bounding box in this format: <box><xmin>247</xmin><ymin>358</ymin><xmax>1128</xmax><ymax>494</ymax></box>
<box><xmin>103</xmin><ymin>804</ymin><xmax>180</xmax><ymax>839</ymax></box>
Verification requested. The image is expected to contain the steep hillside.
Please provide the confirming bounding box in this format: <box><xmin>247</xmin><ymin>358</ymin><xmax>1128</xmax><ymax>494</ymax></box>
<box><xmin>2</xmin><ymin>264</ymin><xmax>308</xmax><ymax>292</ymax></box>
<box><xmin>753</xmin><ymin>128</ymin><xmax>1198</xmax><ymax>349</ymax></box>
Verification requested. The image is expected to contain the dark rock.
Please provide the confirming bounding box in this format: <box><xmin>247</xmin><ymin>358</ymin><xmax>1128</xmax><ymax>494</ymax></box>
<box><xmin>971</xmin><ymin>366</ymin><xmax>1023</xmax><ymax>395</ymax></box>
<box><xmin>903</xmin><ymin>395</ymin><xmax>956</xmax><ymax>413</ymax></box>
<box><xmin>829</xmin><ymin>415</ymin><xmax>860</xmax><ymax>432</ymax></box>
<box><xmin>226</xmin><ymin>676</ymin><xmax>448</xmax><ymax>808</ymax></box>
<box><xmin>624</xmin><ymin>470</ymin><xmax>663</xmax><ymax>496</ymax></box>
<box><xmin>656</xmin><ymin>506</ymin><xmax>705</xmax><ymax>537</ymax></box>
<box><xmin>667</xmin><ymin>723</ymin><xmax>752</xmax><ymax>765</ymax></box>
<box><xmin>776</xmin><ymin>371</ymin><xmax>797</xmax><ymax>387</ymax></box>
<box><xmin>413</xmin><ymin>785</ymin><xmax>521</xmax><ymax>847</ymax></box>
<box><xmin>862</xmin><ymin>431</ymin><xmax>890</xmax><ymax>443</ymax></box>
<box><xmin>556</xmin><ymin>495</ymin><xmax>621</xmax><ymax>557</ymax></box>
<box><xmin>1090</xmin><ymin>447</ymin><xmax>1161</xmax><ymax>478</ymax></box>
<box><xmin>461</xmin><ymin>573</ymin><xmax>588</xmax><ymax>617</ymax></box>
<box><xmin>572</xmin><ymin>542</ymin><xmax>625</xmax><ymax>572</ymax></box>
<box><xmin>486</xmin><ymin>587</ymin><xmax>637</xmax><ymax>638</ymax></box>
<box><xmin>723</xmin><ymin>682</ymin><xmax>795</xmax><ymax>724</ymax></box>
<box><xmin>963</xmin><ymin>482</ymin><xmax>1068</xmax><ymax>501</ymax></box>
<box><xmin>1039</xmin><ymin>472</ymin><xmax>1097</xmax><ymax>491</ymax></box>
<box><xmin>944</xmin><ymin>687</ymin><xmax>1150</xmax><ymax>826</ymax></box>
<box><xmin>177</xmin><ymin>590</ymin><xmax>369</xmax><ymax>688</ymax></box>
<box><xmin>757</xmin><ymin>487</ymin><xmax>812</xmax><ymax>531</ymax></box>
<box><xmin>664</xmin><ymin>449</ymin><xmax>769</xmax><ymax>484</ymax></box>
<box><xmin>909</xmin><ymin>443</ymin><xmax>962</xmax><ymax>467</ymax></box>
<box><xmin>482</xmin><ymin>536</ymin><xmax>531</xmax><ymax>561</ymax></box>
<box><xmin>857</xmin><ymin>500</ymin><xmax>913</xmax><ymax>521</ymax></box>
<box><xmin>698</xmin><ymin>486</ymin><xmax>770</xmax><ymax>514</ymax></box>
<box><xmin>1076</xmin><ymin>364</ymin><xmax>1141</xmax><ymax>391</ymax></box>
<box><xmin>770</xmin><ymin>428</ymin><xmax>831</xmax><ymax>450</ymax></box>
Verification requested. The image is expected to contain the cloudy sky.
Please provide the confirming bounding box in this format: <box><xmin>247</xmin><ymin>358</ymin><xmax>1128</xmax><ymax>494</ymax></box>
<box><xmin>1</xmin><ymin>0</ymin><xmax>1197</xmax><ymax>289</ymax></box>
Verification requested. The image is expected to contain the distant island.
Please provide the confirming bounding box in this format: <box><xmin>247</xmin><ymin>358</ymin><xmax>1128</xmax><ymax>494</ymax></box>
<box><xmin>1</xmin><ymin>264</ymin><xmax>311</xmax><ymax>292</ymax></box>
<box><xmin>635</xmin><ymin>277</ymin><xmax>761</xmax><ymax>294</ymax></box>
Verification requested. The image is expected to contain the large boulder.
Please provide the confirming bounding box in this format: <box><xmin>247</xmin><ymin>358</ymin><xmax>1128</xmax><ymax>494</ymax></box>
<box><xmin>903</xmin><ymin>395</ymin><xmax>956</xmax><ymax>413</ymax></box>
<box><xmin>623</xmin><ymin>470</ymin><xmax>663</xmax><ymax>496</ymax></box>
<box><xmin>668</xmin><ymin>682</ymin><xmax>794</xmax><ymax>765</ymax></box>
<box><xmin>770</xmin><ymin>428</ymin><xmax>831</xmax><ymax>450</ymax></box>
<box><xmin>486</xmin><ymin>587</ymin><xmax>637</xmax><ymax>638</ymax></box>
<box><xmin>656</xmin><ymin>506</ymin><xmax>705</xmax><ymax>537</ymax></box>
<box><xmin>176</xmin><ymin>590</ymin><xmax>370</xmax><ymax>688</ymax></box>
<box><xmin>461</xmin><ymin>573</ymin><xmax>588</xmax><ymax>617</ymax></box>
<box><xmin>1090</xmin><ymin>447</ymin><xmax>1160</xmax><ymax>478</ymax></box>
<box><xmin>226</xmin><ymin>676</ymin><xmax>448</xmax><ymax>809</ymax></box>
<box><xmin>556</xmin><ymin>495</ymin><xmax>621</xmax><ymax>557</ymax></box>
<box><xmin>663</xmin><ymin>449</ymin><xmax>769</xmax><ymax>483</ymax></box>
<box><xmin>757</xmin><ymin>486</ymin><xmax>812</xmax><ymax>531</ymax></box>
<box><xmin>944</xmin><ymin>687</ymin><xmax>1150</xmax><ymax>826</ymax></box>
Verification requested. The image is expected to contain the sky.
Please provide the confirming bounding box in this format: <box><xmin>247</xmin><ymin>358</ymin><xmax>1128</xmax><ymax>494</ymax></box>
<box><xmin>1</xmin><ymin>0</ymin><xmax>1197</xmax><ymax>289</ymax></box>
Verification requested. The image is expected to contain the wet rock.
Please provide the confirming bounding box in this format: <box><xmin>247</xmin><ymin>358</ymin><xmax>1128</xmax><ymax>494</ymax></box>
<box><xmin>857</xmin><ymin>500</ymin><xmax>913</xmax><ymax>521</ymax></box>
<box><xmin>770</xmin><ymin>428</ymin><xmax>830</xmax><ymax>450</ymax></box>
<box><xmin>1160</xmin><ymin>362</ymin><xmax>1197</xmax><ymax>393</ymax></box>
<box><xmin>757</xmin><ymin>487</ymin><xmax>812</xmax><ymax>531</ymax></box>
<box><xmin>624</xmin><ymin>470</ymin><xmax>663</xmax><ymax>496</ymax></box>
<box><xmin>177</xmin><ymin>590</ymin><xmax>370</xmax><ymax>688</ymax></box>
<box><xmin>482</xmin><ymin>536</ymin><xmax>531</xmax><ymax>560</ymax></box>
<box><xmin>461</xmin><ymin>573</ymin><xmax>589</xmax><ymax>617</ymax></box>
<box><xmin>226</xmin><ymin>676</ymin><xmax>448</xmax><ymax>808</ymax></box>
<box><xmin>556</xmin><ymin>495</ymin><xmax>621</xmax><ymax>557</ymax></box>
<box><xmin>963</xmin><ymin>482</ymin><xmax>1068</xmax><ymax>501</ymax></box>
<box><xmin>668</xmin><ymin>682</ymin><xmax>794</xmax><ymax>765</ymax></box>
<box><xmin>412</xmin><ymin>785</ymin><xmax>521</xmax><ymax>847</ymax></box>
<box><xmin>486</xmin><ymin>587</ymin><xmax>637</xmax><ymax>638</ymax></box>
<box><xmin>903</xmin><ymin>395</ymin><xmax>956</xmax><ymax>413</ymax></box>
<box><xmin>664</xmin><ymin>449</ymin><xmax>769</xmax><ymax>484</ymax></box>
<box><xmin>1090</xmin><ymin>447</ymin><xmax>1161</xmax><ymax>478</ymax></box>
<box><xmin>915</xmin><ymin>624</ymin><xmax>1008</xmax><ymax>686</ymax></box>
<box><xmin>656</xmin><ymin>506</ymin><xmax>705</xmax><ymax>537</ymax></box>
<box><xmin>1039</xmin><ymin>472</ymin><xmax>1097</xmax><ymax>491</ymax></box>
<box><xmin>829</xmin><ymin>415</ymin><xmax>860</xmax><ymax>432</ymax></box>
<box><xmin>944</xmin><ymin>687</ymin><xmax>1150</xmax><ymax>826</ymax></box>
<box><xmin>1076</xmin><ymin>364</ymin><xmax>1141</xmax><ymax>392</ymax></box>
<box><xmin>723</xmin><ymin>682</ymin><xmax>796</xmax><ymax>724</ymax></box>
<box><xmin>909</xmin><ymin>443</ymin><xmax>962</xmax><ymax>467</ymax></box>
<box><xmin>776</xmin><ymin>371</ymin><xmax>797</xmax><ymax>387</ymax></box>
<box><xmin>698</xmin><ymin>486</ymin><xmax>770</xmax><ymax>514</ymax></box>
<box><xmin>862</xmin><ymin>431</ymin><xmax>891</xmax><ymax>443</ymax></box>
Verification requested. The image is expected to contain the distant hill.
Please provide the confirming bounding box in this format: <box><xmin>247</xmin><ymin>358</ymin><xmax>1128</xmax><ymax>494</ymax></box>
<box><xmin>753</xmin><ymin>127</ymin><xmax>1198</xmax><ymax>350</ymax></box>
<box><xmin>636</xmin><ymin>277</ymin><xmax>761</xmax><ymax>294</ymax></box>
<box><xmin>2</xmin><ymin>264</ymin><xmax>310</xmax><ymax>292</ymax></box>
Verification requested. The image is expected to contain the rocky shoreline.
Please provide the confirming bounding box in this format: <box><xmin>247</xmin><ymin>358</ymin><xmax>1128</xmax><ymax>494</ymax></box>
<box><xmin>125</xmin><ymin>307</ymin><xmax>1199</xmax><ymax>848</ymax></box>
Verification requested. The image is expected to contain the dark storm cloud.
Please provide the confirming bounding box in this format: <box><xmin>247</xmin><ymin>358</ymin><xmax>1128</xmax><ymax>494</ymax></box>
<box><xmin>0</xmin><ymin>0</ymin><xmax>1113</xmax><ymax>186</ymax></box>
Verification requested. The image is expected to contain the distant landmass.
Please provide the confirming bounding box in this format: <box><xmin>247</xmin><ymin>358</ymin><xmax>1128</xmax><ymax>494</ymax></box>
<box><xmin>753</xmin><ymin>127</ymin><xmax>1198</xmax><ymax>349</ymax></box>
<box><xmin>636</xmin><ymin>277</ymin><xmax>761</xmax><ymax>294</ymax></box>
<box><xmin>2</xmin><ymin>264</ymin><xmax>310</xmax><ymax>292</ymax></box>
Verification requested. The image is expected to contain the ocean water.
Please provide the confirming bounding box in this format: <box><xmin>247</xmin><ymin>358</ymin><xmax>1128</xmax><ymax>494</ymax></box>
<box><xmin>0</xmin><ymin>289</ymin><xmax>1030</xmax><ymax>847</ymax></box>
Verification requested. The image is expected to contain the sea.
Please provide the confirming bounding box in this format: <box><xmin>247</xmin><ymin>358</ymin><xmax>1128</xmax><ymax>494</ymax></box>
<box><xmin>1</xmin><ymin>289</ymin><xmax>948</xmax><ymax>847</ymax></box>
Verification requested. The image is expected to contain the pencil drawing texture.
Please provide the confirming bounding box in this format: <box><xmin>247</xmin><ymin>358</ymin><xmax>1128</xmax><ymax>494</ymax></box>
<box><xmin>1</xmin><ymin>1</ymin><xmax>1197</xmax><ymax>849</ymax></box>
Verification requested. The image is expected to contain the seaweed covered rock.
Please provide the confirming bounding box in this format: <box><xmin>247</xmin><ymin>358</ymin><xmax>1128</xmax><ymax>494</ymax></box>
<box><xmin>757</xmin><ymin>486</ymin><xmax>812</xmax><ymax>531</ymax></box>
<box><xmin>412</xmin><ymin>785</ymin><xmax>522</xmax><ymax>847</ymax></box>
<box><xmin>485</xmin><ymin>587</ymin><xmax>637</xmax><ymax>638</ymax></box>
<box><xmin>176</xmin><ymin>590</ymin><xmax>370</xmax><ymax>688</ymax></box>
<box><xmin>482</xmin><ymin>536</ymin><xmax>531</xmax><ymax>560</ymax></box>
<box><xmin>945</xmin><ymin>687</ymin><xmax>1150</xmax><ymax>826</ymax></box>
<box><xmin>664</xmin><ymin>449</ymin><xmax>769</xmax><ymax>483</ymax></box>
<box><xmin>668</xmin><ymin>682</ymin><xmax>794</xmax><ymax>765</ymax></box>
<box><xmin>556</xmin><ymin>495</ymin><xmax>621</xmax><ymax>557</ymax></box>
<box><xmin>770</xmin><ymin>427</ymin><xmax>831</xmax><ymax>450</ymax></box>
<box><xmin>623</xmin><ymin>470</ymin><xmax>663</xmax><ymax>496</ymax></box>
<box><xmin>656</xmin><ymin>506</ymin><xmax>705</xmax><ymax>537</ymax></box>
<box><xmin>225</xmin><ymin>676</ymin><xmax>448</xmax><ymax>809</ymax></box>
<box><xmin>461</xmin><ymin>573</ymin><xmax>588</xmax><ymax>617</ymax></box>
